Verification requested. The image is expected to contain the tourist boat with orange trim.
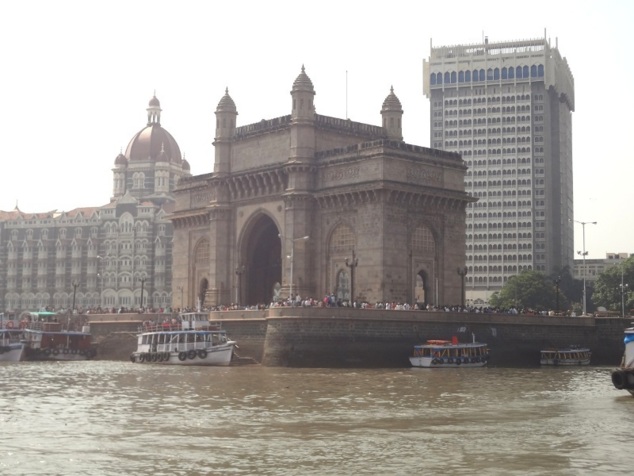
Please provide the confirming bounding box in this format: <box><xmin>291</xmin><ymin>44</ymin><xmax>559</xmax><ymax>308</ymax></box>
<box><xmin>19</xmin><ymin>311</ymin><xmax>96</xmax><ymax>361</ymax></box>
<box><xmin>539</xmin><ymin>346</ymin><xmax>591</xmax><ymax>366</ymax></box>
<box><xmin>611</xmin><ymin>324</ymin><xmax>634</xmax><ymax>396</ymax></box>
<box><xmin>0</xmin><ymin>314</ymin><xmax>26</xmax><ymax>362</ymax></box>
<box><xmin>130</xmin><ymin>311</ymin><xmax>237</xmax><ymax>366</ymax></box>
<box><xmin>409</xmin><ymin>335</ymin><xmax>489</xmax><ymax>368</ymax></box>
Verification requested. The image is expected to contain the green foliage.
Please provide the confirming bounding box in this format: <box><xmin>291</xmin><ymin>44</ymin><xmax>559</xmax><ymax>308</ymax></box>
<box><xmin>592</xmin><ymin>256</ymin><xmax>634</xmax><ymax>314</ymax></box>
<box><xmin>489</xmin><ymin>270</ymin><xmax>564</xmax><ymax>311</ymax></box>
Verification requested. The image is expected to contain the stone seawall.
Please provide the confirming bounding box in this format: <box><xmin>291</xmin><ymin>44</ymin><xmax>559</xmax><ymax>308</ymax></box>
<box><xmin>87</xmin><ymin>309</ymin><xmax>630</xmax><ymax>367</ymax></box>
<box><xmin>212</xmin><ymin>308</ymin><xmax>630</xmax><ymax>367</ymax></box>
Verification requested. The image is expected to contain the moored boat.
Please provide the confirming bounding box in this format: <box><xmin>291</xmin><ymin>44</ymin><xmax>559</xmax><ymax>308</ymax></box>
<box><xmin>409</xmin><ymin>334</ymin><xmax>489</xmax><ymax>368</ymax></box>
<box><xmin>0</xmin><ymin>314</ymin><xmax>26</xmax><ymax>362</ymax></box>
<box><xmin>540</xmin><ymin>346</ymin><xmax>591</xmax><ymax>366</ymax></box>
<box><xmin>130</xmin><ymin>311</ymin><xmax>237</xmax><ymax>366</ymax></box>
<box><xmin>611</xmin><ymin>324</ymin><xmax>634</xmax><ymax>396</ymax></box>
<box><xmin>20</xmin><ymin>311</ymin><xmax>96</xmax><ymax>361</ymax></box>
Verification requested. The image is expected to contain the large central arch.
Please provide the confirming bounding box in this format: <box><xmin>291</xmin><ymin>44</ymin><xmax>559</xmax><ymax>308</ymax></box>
<box><xmin>242</xmin><ymin>214</ymin><xmax>281</xmax><ymax>305</ymax></box>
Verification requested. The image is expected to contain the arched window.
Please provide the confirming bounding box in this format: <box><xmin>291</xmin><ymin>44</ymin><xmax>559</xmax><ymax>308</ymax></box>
<box><xmin>494</xmin><ymin>68</ymin><xmax>500</xmax><ymax>80</ymax></box>
<box><xmin>465</xmin><ymin>70</ymin><xmax>471</xmax><ymax>82</ymax></box>
<box><xmin>451</xmin><ymin>71</ymin><xmax>457</xmax><ymax>83</ymax></box>
<box><xmin>430</xmin><ymin>73</ymin><xmax>436</xmax><ymax>85</ymax></box>
<box><xmin>473</xmin><ymin>69</ymin><xmax>479</xmax><ymax>81</ymax></box>
<box><xmin>502</xmin><ymin>67</ymin><xmax>508</xmax><ymax>79</ymax></box>
<box><xmin>516</xmin><ymin>66</ymin><xmax>522</xmax><ymax>79</ymax></box>
<box><xmin>523</xmin><ymin>66</ymin><xmax>529</xmax><ymax>78</ymax></box>
<box><xmin>459</xmin><ymin>71</ymin><xmax>465</xmax><ymax>82</ymax></box>
<box><xmin>531</xmin><ymin>65</ymin><xmax>538</xmax><ymax>77</ymax></box>
<box><xmin>444</xmin><ymin>72</ymin><xmax>450</xmax><ymax>84</ymax></box>
<box><xmin>538</xmin><ymin>64</ymin><xmax>544</xmax><ymax>77</ymax></box>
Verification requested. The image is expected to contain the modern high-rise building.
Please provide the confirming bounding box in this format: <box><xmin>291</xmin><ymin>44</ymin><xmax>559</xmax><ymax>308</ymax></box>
<box><xmin>423</xmin><ymin>36</ymin><xmax>575</xmax><ymax>304</ymax></box>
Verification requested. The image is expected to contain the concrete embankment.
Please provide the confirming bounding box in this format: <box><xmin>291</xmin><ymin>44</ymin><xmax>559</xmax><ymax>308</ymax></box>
<box><xmin>87</xmin><ymin>309</ymin><xmax>630</xmax><ymax>367</ymax></box>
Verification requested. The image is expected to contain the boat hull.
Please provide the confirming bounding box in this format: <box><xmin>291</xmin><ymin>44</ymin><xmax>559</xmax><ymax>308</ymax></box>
<box><xmin>409</xmin><ymin>356</ymin><xmax>487</xmax><ymax>368</ymax></box>
<box><xmin>24</xmin><ymin>347</ymin><xmax>96</xmax><ymax>361</ymax></box>
<box><xmin>612</xmin><ymin>327</ymin><xmax>634</xmax><ymax>396</ymax></box>
<box><xmin>540</xmin><ymin>357</ymin><xmax>590</xmax><ymax>366</ymax></box>
<box><xmin>130</xmin><ymin>344</ymin><xmax>235</xmax><ymax>366</ymax></box>
<box><xmin>0</xmin><ymin>343</ymin><xmax>26</xmax><ymax>362</ymax></box>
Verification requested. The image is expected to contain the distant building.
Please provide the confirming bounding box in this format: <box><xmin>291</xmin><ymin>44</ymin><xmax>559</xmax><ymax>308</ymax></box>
<box><xmin>170</xmin><ymin>67</ymin><xmax>474</xmax><ymax>307</ymax></box>
<box><xmin>0</xmin><ymin>96</ymin><xmax>190</xmax><ymax>312</ymax></box>
<box><xmin>423</xmin><ymin>35</ymin><xmax>575</xmax><ymax>304</ymax></box>
<box><xmin>573</xmin><ymin>253</ymin><xmax>633</xmax><ymax>284</ymax></box>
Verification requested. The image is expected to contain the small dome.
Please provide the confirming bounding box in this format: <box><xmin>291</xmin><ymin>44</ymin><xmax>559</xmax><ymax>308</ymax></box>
<box><xmin>291</xmin><ymin>65</ymin><xmax>315</xmax><ymax>93</ymax></box>
<box><xmin>149</xmin><ymin>95</ymin><xmax>160</xmax><ymax>107</ymax></box>
<box><xmin>182</xmin><ymin>158</ymin><xmax>191</xmax><ymax>171</ymax></box>
<box><xmin>114</xmin><ymin>153</ymin><xmax>128</xmax><ymax>166</ymax></box>
<box><xmin>381</xmin><ymin>86</ymin><xmax>403</xmax><ymax>112</ymax></box>
<box><xmin>216</xmin><ymin>88</ymin><xmax>237</xmax><ymax>112</ymax></box>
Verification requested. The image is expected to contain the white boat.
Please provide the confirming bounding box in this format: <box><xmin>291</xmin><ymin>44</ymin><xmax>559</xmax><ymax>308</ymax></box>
<box><xmin>611</xmin><ymin>324</ymin><xmax>634</xmax><ymax>396</ymax></box>
<box><xmin>0</xmin><ymin>315</ymin><xmax>26</xmax><ymax>362</ymax></box>
<box><xmin>20</xmin><ymin>311</ymin><xmax>96</xmax><ymax>361</ymax></box>
<box><xmin>130</xmin><ymin>312</ymin><xmax>237</xmax><ymax>366</ymax></box>
<box><xmin>540</xmin><ymin>346</ymin><xmax>591</xmax><ymax>366</ymax></box>
<box><xmin>409</xmin><ymin>334</ymin><xmax>489</xmax><ymax>368</ymax></box>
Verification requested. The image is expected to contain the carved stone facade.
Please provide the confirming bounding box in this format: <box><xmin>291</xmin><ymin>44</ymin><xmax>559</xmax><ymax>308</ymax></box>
<box><xmin>171</xmin><ymin>68</ymin><xmax>474</xmax><ymax>307</ymax></box>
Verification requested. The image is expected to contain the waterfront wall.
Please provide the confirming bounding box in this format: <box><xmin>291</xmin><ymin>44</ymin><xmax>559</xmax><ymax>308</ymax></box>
<box><xmin>87</xmin><ymin>309</ymin><xmax>630</xmax><ymax>367</ymax></box>
<box><xmin>210</xmin><ymin>308</ymin><xmax>630</xmax><ymax>367</ymax></box>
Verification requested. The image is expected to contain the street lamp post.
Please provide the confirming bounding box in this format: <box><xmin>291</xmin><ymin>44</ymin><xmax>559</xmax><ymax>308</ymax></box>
<box><xmin>345</xmin><ymin>248</ymin><xmax>359</xmax><ymax>306</ymax></box>
<box><xmin>573</xmin><ymin>220</ymin><xmax>597</xmax><ymax>316</ymax></box>
<box><xmin>621</xmin><ymin>267</ymin><xmax>629</xmax><ymax>319</ymax></box>
<box><xmin>279</xmin><ymin>234</ymin><xmax>309</xmax><ymax>301</ymax></box>
<box><xmin>235</xmin><ymin>265</ymin><xmax>245</xmax><ymax>304</ymax></box>
<box><xmin>97</xmin><ymin>255</ymin><xmax>103</xmax><ymax>309</ymax></box>
<box><xmin>71</xmin><ymin>281</ymin><xmax>79</xmax><ymax>314</ymax></box>
<box><xmin>457</xmin><ymin>267</ymin><xmax>468</xmax><ymax>308</ymax></box>
<box><xmin>139</xmin><ymin>277</ymin><xmax>146</xmax><ymax>311</ymax></box>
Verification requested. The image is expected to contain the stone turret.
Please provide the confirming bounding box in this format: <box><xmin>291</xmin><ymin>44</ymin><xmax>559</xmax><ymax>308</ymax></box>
<box><xmin>381</xmin><ymin>86</ymin><xmax>403</xmax><ymax>141</ymax></box>
<box><xmin>214</xmin><ymin>88</ymin><xmax>238</xmax><ymax>175</ymax></box>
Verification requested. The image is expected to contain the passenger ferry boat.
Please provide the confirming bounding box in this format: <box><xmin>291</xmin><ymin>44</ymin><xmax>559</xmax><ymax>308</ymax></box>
<box><xmin>409</xmin><ymin>335</ymin><xmax>489</xmax><ymax>368</ymax></box>
<box><xmin>540</xmin><ymin>346</ymin><xmax>591</xmax><ymax>366</ymax></box>
<box><xmin>611</xmin><ymin>324</ymin><xmax>634</xmax><ymax>396</ymax></box>
<box><xmin>0</xmin><ymin>314</ymin><xmax>26</xmax><ymax>362</ymax></box>
<box><xmin>130</xmin><ymin>312</ymin><xmax>237</xmax><ymax>366</ymax></box>
<box><xmin>20</xmin><ymin>311</ymin><xmax>96</xmax><ymax>361</ymax></box>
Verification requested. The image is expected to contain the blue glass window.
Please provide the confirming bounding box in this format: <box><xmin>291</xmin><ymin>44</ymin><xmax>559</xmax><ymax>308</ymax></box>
<box><xmin>523</xmin><ymin>66</ymin><xmax>529</xmax><ymax>78</ymax></box>
<box><xmin>465</xmin><ymin>70</ymin><xmax>471</xmax><ymax>82</ymax></box>
<box><xmin>516</xmin><ymin>66</ymin><xmax>522</xmax><ymax>78</ymax></box>
<box><xmin>502</xmin><ymin>67</ymin><xmax>508</xmax><ymax>79</ymax></box>
<box><xmin>451</xmin><ymin>71</ymin><xmax>457</xmax><ymax>83</ymax></box>
<box><xmin>509</xmin><ymin>67</ymin><xmax>514</xmax><ymax>79</ymax></box>
<box><xmin>531</xmin><ymin>65</ymin><xmax>537</xmax><ymax>77</ymax></box>
<box><xmin>479</xmin><ymin>69</ymin><xmax>485</xmax><ymax>81</ymax></box>
<box><xmin>538</xmin><ymin>64</ymin><xmax>544</xmax><ymax>77</ymax></box>
<box><xmin>473</xmin><ymin>70</ymin><xmax>479</xmax><ymax>81</ymax></box>
<box><xmin>444</xmin><ymin>72</ymin><xmax>450</xmax><ymax>84</ymax></box>
<box><xmin>494</xmin><ymin>68</ymin><xmax>500</xmax><ymax>80</ymax></box>
<box><xmin>459</xmin><ymin>71</ymin><xmax>464</xmax><ymax>82</ymax></box>
<box><xmin>431</xmin><ymin>73</ymin><xmax>436</xmax><ymax>85</ymax></box>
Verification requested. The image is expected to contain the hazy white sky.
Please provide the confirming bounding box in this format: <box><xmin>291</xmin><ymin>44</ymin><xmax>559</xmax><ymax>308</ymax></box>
<box><xmin>1</xmin><ymin>0</ymin><xmax>632</xmax><ymax>259</ymax></box>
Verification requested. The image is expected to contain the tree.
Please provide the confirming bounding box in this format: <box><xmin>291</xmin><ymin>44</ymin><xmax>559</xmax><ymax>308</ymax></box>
<box><xmin>489</xmin><ymin>270</ymin><xmax>560</xmax><ymax>311</ymax></box>
<box><xmin>592</xmin><ymin>256</ymin><xmax>634</xmax><ymax>314</ymax></box>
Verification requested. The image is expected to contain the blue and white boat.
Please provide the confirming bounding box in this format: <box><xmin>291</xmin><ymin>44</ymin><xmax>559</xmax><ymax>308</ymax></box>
<box><xmin>130</xmin><ymin>312</ymin><xmax>237</xmax><ymax>366</ymax></box>
<box><xmin>409</xmin><ymin>334</ymin><xmax>489</xmax><ymax>368</ymax></box>
<box><xmin>611</xmin><ymin>324</ymin><xmax>634</xmax><ymax>396</ymax></box>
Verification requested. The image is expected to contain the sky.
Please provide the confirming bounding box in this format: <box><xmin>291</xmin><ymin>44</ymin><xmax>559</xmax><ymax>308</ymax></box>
<box><xmin>1</xmin><ymin>0</ymin><xmax>632</xmax><ymax>259</ymax></box>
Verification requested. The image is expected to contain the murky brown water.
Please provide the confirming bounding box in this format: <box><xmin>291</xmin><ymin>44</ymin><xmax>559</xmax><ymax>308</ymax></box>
<box><xmin>1</xmin><ymin>362</ymin><xmax>632</xmax><ymax>475</ymax></box>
